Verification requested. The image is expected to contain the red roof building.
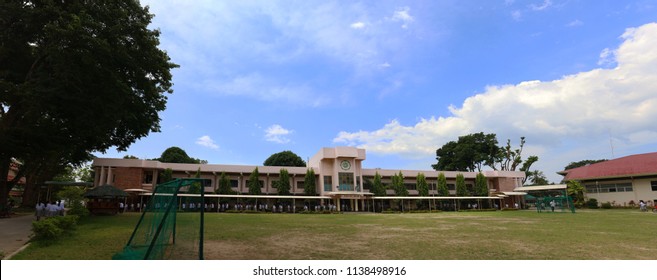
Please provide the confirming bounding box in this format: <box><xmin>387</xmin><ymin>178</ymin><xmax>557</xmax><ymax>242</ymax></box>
<box><xmin>558</xmin><ymin>152</ymin><xmax>657</xmax><ymax>207</ymax></box>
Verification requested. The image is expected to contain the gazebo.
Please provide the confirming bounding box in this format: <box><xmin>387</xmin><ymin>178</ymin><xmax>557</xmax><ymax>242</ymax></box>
<box><xmin>84</xmin><ymin>184</ymin><xmax>128</xmax><ymax>215</ymax></box>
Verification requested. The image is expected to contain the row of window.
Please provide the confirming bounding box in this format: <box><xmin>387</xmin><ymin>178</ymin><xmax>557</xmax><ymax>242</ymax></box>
<box><xmin>585</xmin><ymin>183</ymin><xmax>633</xmax><ymax>193</ymax></box>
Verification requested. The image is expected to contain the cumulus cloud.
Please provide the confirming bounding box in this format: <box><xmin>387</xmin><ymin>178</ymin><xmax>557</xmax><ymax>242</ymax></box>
<box><xmin>334</xmin><ymin>23</ymin><xmax>657</xmax><ymax>163</ymax></box>
<box><xmin>598</xmin><ymin>48</ymin><xmax>617</xmax><ymax>66</ymax></box>
<box><xmin>265</xmin><ymin>124</ymin><xmax>292</xmax><ymax>144</ymax></box>
<box><xmin>391</xmin><ymin>7</ymin><xmax>414</xmax><ymax>28</ymax></box>
<box><xmin>196</xmin><ymin>135</ymin><xmax>219</xmax><ymax>150</ymax></box>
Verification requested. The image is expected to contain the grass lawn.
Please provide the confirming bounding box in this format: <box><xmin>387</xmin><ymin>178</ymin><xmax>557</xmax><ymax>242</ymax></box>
<box><xmin>11</xmin><ymin>209</ymin><xmax>657</xmax><ymax>260</ymax></box>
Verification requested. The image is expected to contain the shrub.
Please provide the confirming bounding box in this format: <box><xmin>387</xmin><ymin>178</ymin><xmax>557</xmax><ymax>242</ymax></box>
<box><xmin>601</xmin><ymin>202</ymin><xmax>612</xmax><ymax>209</ymax></box>
<box><xmin>30</xmin><ymin>215</ymin><xmax>80</xmax><ymax>245</ymax></box>
<box><xmin>585</xmin><ymin>198</ymin><xmax>599</xmax><ymax>209</ymax></box>
<box><xmin>52</xmin><ymin>215</ymin><xmax>79</xmax><ymax>231</ymax></box>
<box><xmin>67</xmin><ymin>203</ymin><xmax>89</xmax><ymax>217</ymax></box>
<box><xmin>31</xmin><ymin>219</ymin><xmax>64</xmax><ymax>243</ymax></box>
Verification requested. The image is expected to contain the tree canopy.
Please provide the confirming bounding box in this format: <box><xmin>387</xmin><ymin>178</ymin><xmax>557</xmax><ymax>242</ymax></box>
<box><xmin>157</xmin><ymin>147</ymin><xmax>204</xmax><ymax>164</ymax></box>
<box><xmin>432</xmin><ymin>133</ymin><xmax>538</xmax><ymax>183</ymax></box>
<box><xmin>263</xmin><ymin>150</ymin><xmax>306</xmax><ymax>167</ymax></box>
<box><xmin>432</xmin><ymin>132</ymin><xmax>499</xmax><ymax>172</ymax></box>
<box><xmin>0</xmin><ymin>1</ymin><xmax>177</xmax><ymax>206</ymax></box>
<box><xmin>563</xmin><ymin>159</ymin><xmax>608</xmax><ymax>171</ymax></box>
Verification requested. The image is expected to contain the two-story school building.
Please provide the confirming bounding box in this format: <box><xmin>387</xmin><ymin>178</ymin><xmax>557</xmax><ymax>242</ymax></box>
<box><xmin>92</xmin><ymin>146</ymin><xmax>526</xmax><ymax>211</ymax></box>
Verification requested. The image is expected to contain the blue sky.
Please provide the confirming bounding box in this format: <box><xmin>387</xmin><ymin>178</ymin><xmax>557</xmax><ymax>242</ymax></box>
<box><xmin>96</xmin><ymin>0</ymin><xmax>657</xmax><ymax>183</ymax></box>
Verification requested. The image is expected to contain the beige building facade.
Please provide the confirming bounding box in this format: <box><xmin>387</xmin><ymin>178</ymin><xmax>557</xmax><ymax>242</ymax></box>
<box><xmin>92</xmin><ymin>147</ymin><xmax>525</xmax><ymax>211</ymax></box>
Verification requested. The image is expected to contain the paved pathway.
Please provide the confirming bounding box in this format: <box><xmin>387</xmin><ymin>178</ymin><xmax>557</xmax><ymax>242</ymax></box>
<box><xmin>0</xmin><ymin>214</ymin><xmax>34</xmax><ymax>259</ymax></box>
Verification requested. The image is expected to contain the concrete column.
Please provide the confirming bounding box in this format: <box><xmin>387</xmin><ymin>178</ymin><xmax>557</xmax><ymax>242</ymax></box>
<box><xmin>94</xmin><ymin>167</ymin><xmax>101</xmax><ymax>187</ymax></box>
<box><xmin>152</xmin><ymin>170</ymin><xmax>159</xmax><ymax>188</ymax></box>
<box><xmin>107</xmin><ymin>167</ymin><xmax>113</xmax><ymax>185</ymax></box>
<box><xmin>99</xmin><ymin>166</ymin><xmax>106</xmax><ymax>186</ymax></box>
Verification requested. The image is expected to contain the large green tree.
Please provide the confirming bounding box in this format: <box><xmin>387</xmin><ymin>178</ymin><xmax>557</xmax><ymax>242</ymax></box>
<box><xmin>263</xmin><ymin>151</ymin><xmax>306</xmax><ymax>167</ymax></box>
<box><xmin>526</xmin><ymin>170</ymin><xmax>550</xmax><ymax>186</ymax></box>
<box><xmin>432</xmin><ymin>132</ymin><xmax>499</xmax><ymax>172</ymax></box>
<box><xmin>157</xmin><ymin>147</ymin><xmax>205</xmax><ymax>164</ymax></box>
<box><xmin>432</xmin><ymin>133</ymin><xmax>538</xmax><ymax>184</ymax></box>
<box><xmin>0</xmin><ymin>1</ymin><xmax>177</xmax><ymax>207</ymax></box>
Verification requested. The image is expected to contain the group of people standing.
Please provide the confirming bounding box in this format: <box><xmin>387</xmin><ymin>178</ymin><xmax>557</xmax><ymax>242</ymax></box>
<box><xmin>119</xmin><ymin>202</ymin><xmax>145</xmax><ymax>213</ymax></box>
<box><xmin>35</xmin><ymin>200</ymin><xmax>65</xmax><ymax>220</ymax></box>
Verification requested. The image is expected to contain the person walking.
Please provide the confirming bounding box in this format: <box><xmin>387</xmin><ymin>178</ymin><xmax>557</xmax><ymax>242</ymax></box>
<box><xmin>35</xmin><ymin>202</ymin><xmax>44</xmax><ymax>221</ymax></box>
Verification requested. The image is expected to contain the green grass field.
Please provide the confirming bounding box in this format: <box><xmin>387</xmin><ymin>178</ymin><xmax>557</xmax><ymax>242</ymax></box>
<box><xmin>11</xmin><ymin>210</ymin><xmax>657</xmax><ymax>260</ymax></box>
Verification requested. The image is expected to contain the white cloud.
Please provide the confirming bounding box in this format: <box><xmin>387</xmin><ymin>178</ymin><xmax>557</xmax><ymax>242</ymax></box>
<box><xmin>350</xmin><ymin>21</ymin><xmax>366</xmax><ymax>29</ymax></box>
<box><xmin>511</xmin><ymin>10</ymin><xmax>522</xmax><ymax>21</ymax></box>
<box><xmin>598</xmin><ymin>48</ymin><xmax>617</xmax><ymax>66</ymax></box>
<box><xmin>391</xmin><ymin>7</ymin><xmax>414</xmax><ymax>29</ymax></box>
<box><xmin>567</xmin><ymin>19</ymin><xmax>583</xmax><ymax>27</ymax></box>
<box><xmin>206</xmin><ymin>73</ymin><xmax>330</xmax><ymax>107</ymax></box>
<box><xmin>196</xmin><ymin>135</ymin><xmax>219</xmax><ymax>150</ymax></box>
<box><xmin>334</xmin><ymin>22</ymin><xmax>657</xmax><ymax>174</ymax></box>
<box><xmin>530</xmin><ymin>0</ymin><xmax>553</xmax><ymax>11</ymax></box>
<box><xmin>265</xmin><ymin>124</ymin><xmax>292</xmax><ymax>144</ymax></box>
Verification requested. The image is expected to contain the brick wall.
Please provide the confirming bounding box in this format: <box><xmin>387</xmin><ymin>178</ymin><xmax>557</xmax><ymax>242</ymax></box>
<box><xmin>113</xmin><ymin>167</ymin><xmax>143</xmax><ymax>190</ymax></box>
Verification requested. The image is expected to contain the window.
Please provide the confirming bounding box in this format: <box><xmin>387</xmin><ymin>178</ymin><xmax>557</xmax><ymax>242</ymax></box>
<box><xmin>324</xmin><ymin>176</ymin><xmax>332</xmax><ymax>192</ymax></box>
<box><xmin>651</xmin><ymin>181</ymin><xmax>657</xmax><ymax>191</ymax></box>
<box><xmin>595</xmin><ymin>183</ymin><xmax>634</xmax><ymax>193</ymax></box>
<box><xmin>447</xmin><ymin>184</ymin><xmax>455</xmax><ymax>191</ymax></box>
<box><xmin>230</xmin><ymin>180</ymin><xmax>239</xmax><ymax>188</ymax></box>
<box><xmin>338</xmin><ymin>172</ymin><xmax>354</xmax><ymax>191</ymax></box>
<box><xmin>404</xmin><ymin>183</ymin><xmax>416</xmax><ymax>190</ymax></box>
<box><xmin>143</xmin><ymin>172</ymin><xmax>153</xmax><ymax>184</ymax></box>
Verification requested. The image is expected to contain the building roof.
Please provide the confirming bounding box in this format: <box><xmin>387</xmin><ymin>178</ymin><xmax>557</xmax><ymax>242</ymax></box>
<box><xmin>514</xmin><ymin>185</ymin><xmax>567</xmax><ymax>192</ymax></box>
<box><xmin>559</xmin><ymin>152</ymin><xmax>657</xmax><ymax>181</ymax></box>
